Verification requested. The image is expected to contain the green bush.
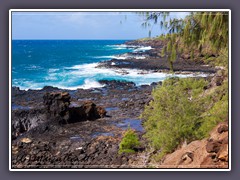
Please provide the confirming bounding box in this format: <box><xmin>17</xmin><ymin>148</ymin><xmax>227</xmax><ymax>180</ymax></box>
<box><xmin>118</xmin><ymin>128</ymin><xmax>141</xmax><ymax>154</ymax></box>
<box><xmin>141</xmin><ymin>77</ymin><xmax>228</xmax><ymax>161</ymax></box>
<box><xmin>195</xmin><ymin>80</ymin><xmax>228</xmax><ymax>138</ymax></box>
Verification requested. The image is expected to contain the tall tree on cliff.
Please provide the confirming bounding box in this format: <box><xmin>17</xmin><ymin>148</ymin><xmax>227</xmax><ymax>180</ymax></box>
<box><xmin>140</xmin><ymin>11</ymin><xmax>229</xmax><ymax>71</ymax></box>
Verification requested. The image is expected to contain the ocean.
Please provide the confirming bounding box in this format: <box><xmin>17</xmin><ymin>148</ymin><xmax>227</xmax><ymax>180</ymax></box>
<box><xmin>12</xmin><ymin>40</ymin><xmax>202</xmax><ymax>90</ymax></box>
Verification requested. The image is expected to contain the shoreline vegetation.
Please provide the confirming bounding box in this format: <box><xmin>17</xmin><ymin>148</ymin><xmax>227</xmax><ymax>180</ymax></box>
<box><xmin>11</xmin><ymin>12</ymin><xmax>229</xmax><ymax>169</ymax></box>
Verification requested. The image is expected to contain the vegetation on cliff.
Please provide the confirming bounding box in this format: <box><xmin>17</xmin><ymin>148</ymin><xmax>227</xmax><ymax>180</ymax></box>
<box><xmin>141</xmin><ymin>74</ymin><xmax>228</xmax><ymax>160</ymax></box>
<box><xmin>138</xmin><ymin>12</ymin><xmax>229</xmax><ymax>161</ymax></box>
<box><xmin>139</xmin><ymin>11</ymin><xmax>229</xmax><ymax>71</ymax></box>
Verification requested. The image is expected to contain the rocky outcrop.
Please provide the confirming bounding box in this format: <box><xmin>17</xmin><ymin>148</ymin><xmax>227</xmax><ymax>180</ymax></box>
<box><xmin>12</xmin><ymin>92</ymin><xmax>106</xmax><ymax>140</ymax></box>
<box><xmin>43</xmin><ymin>92</ymin><xmax>71</xmax><ymax>124</ymax></box>
<box><xmin>68</xmin><ymin>101</ymin><xmax>106</xmax><ymax>123</ymax></box>
<box><xmin>11</xmin><ymin>81</ymin><xmax>153</xmax><ymax>168</ymax></box>
<box><xmin>11</xmin><ymin>108</ymin><xmax>47</xmax><ymax>140</ymax></box>
<box><xmin>158</xmin><ymin>121</ymin><xmax>229</xmax><ymax>168</ymax></box>
<box><xmin>97</xmin><ymin>39</ymin><xmax>216</xmax><ymax>74</ymax></box>
<box><xmin>43</xmin><ymin>92</ymin><xmax>106</xmax><ymax>124</ymax></box>
<box><xmin>99</xmin><ymin>80</ymin><xmax>136</xmax><ymax>89</ymax></box>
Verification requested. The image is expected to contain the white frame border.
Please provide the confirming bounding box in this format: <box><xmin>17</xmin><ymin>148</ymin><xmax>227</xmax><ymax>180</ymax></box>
<box><xmin>9</xmin><ymin>9</ymin><xmax>231</xmax><ymax>171</ymax></box>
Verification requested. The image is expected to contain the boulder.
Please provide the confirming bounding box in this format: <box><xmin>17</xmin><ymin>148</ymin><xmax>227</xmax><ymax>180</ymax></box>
<box><xmin>43</xmin><ymin>92</ymin><xmax>71</xmax><ymax>124</ymax></box>
<box><xmin>206</xmin><ymin>140</ymin><xmax>221</xmax><ymax>153</ymax></box>
<box><xmin>217</xmin><ymin>125</ymin><xmax>228</xmax><ymax>133</ymax></box>
<box><xmin>217</xmin><ymin>144</ymin><xmax>228</xmax><ymax>161</ymax></box>
<box><xmin>43</xmin><ymin>92</ymin><xmax>106</xmax><ymax>124</ymax></box>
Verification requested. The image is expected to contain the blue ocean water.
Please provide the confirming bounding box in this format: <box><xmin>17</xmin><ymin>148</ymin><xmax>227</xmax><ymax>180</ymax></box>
<box><xmin>12</xmin><ymin>40</ymin><xmax>204</xmax><ymax>90</ymax></box>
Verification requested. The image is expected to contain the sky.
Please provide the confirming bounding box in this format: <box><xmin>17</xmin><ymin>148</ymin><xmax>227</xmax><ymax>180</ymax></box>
<box><xmin>12</xmin><ymin>11</ymin><xmax>189</xmax><ymax>40</ymax></box>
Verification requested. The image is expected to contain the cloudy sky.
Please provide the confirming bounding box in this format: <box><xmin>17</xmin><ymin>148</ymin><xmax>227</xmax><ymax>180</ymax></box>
<box><xmin>12</xmin><ymin>11</ymin><xmax>188</xmax><ymax>40</ymax></box>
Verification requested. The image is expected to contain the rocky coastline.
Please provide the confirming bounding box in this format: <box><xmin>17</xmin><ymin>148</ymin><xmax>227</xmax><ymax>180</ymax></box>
<box><xmin>12</xmin><ymin>80</ymin><xmax>154</xmax><ymax>168</ymax></box>
<box><xmin>97</xmin><ymin>39</ymin><xmax>217</xmax><ymax>74</ymax></box>
<box><xmin>11</xmin><ymin>39</ymin><xmax>228</xmax><ymax>169</ymax></box>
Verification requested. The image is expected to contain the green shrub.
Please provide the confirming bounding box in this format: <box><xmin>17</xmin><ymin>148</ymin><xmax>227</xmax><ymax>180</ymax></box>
<box><xmin>118</xmin><ymin>128</ymin><xmax>141</xmax><ymax>154</ymax></box>
<box><xmin>141</xmin><ymin>77</ymin><xmax>228</xmax><ymax>161</ymax></box>
<box><xmin>195</xmin><ymin>80</ymin><xmax>228</xmax><ymax>138</ymax></box>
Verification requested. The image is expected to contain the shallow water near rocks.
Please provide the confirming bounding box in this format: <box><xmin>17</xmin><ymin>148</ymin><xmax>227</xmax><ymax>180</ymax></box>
<box><xmin>115</xmin><ymin>119</ymin><xmax>144</xmax><ymax>132</ymax></box>
<box><xmin>12</xmin><ymin>104</ymin><xmax>31</xmax><ymax>110</ymax></box>
<box><xmin>70</xmin><ymin>135</ymin><xmax>82</xmax><ymax>142</ymax></box>
<box><xmin>105</xmin><ymin>107</ymin><xmax>119</xmax><ymax>111</ymax></box>
<box><xmin>91</xmin><ymin>132</ymin><xmax>114</xmax><ymax>138</ymax></box>
<box><xmin>121</xmin><ymin>97</ymin><xmax>129</xmax><ymax>101</ymax></box>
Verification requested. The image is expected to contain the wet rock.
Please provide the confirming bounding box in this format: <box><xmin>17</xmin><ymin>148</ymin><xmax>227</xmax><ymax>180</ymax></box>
<box><xmin>98</xmin><ymin>80</ymin><xmax>136</xmax><ymax>89</ymax></box>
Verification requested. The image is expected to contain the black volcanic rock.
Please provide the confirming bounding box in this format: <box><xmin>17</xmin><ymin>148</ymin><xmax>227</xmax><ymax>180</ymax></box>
<box><xmin>12</xmin><ymin>108</ymin><xmax>47</xmax><ymax>140</ymax></box>
<box><xmin>43</xmin><ymin>92</ymin><xmax>71</xmax><ymax>124</ymax></box>
<box><xmin>43</xmin><ymin>92</ymin><xmax>106</xmax><ymax>124</ymax></box>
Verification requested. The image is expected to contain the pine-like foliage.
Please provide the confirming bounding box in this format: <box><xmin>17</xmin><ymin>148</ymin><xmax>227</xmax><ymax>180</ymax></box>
<box><xmin>141</xmin><ymin>78</ymin><xmax>207</xmax><ymax>158</ymax></box>
<box><xmin>182</xmin><ymin>12</ymin><xmax>228</xmax><ymax>53</ymax></box>
<box><xmin>141</xmin><ymin>76</ymin><xmax>228</xmax><ymax>160</ymax></box>
<box><xmin>118</xmin><ymin>128</ymin><xmax>141</xmax><ymax>154</ymax></box>
<box><xmin>160</xmin><ymin>46</ymin><xmax>166</xmax><ymax>57</ymax></box>
<box><xmin>141</xmin><ymin>12</ymin><xmax>229</xmax><ymax>65</ymax></box>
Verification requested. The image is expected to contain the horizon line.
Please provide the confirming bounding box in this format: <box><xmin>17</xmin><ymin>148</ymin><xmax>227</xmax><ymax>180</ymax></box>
<box><xmin>12</xmin><ymin>39</ymin><xmax>137</xmax><ymax>40</ymax></box>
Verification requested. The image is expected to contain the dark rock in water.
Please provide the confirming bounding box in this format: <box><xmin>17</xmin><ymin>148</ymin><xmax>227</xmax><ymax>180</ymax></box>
<box><xmin>12</xmin><ymin>92</ymin><xmax>106</xmax><ymax>138</ymax></box>
<box><xmin>98</xmin><ymin>80</ymin><xmax>136</xmax><ymax>89</ymax></box>
<box><xmin>43</xmin><ymin>92</ymin><xmax>106</xmax><ymax>124</ymax></box>
<box><xmin>43</xmin><ymin>92</ymin><xmax>71</xmax><ymax>124</ymax></box>
<box><xmin>69</xmin><ymin>101</ymin><xmax>106</xmax><ymax>123</ymax></box>
<box><xmin>42</xmin><ymin>86</ymin><xmax>60</xmax><ymax>91</ymax></box>
<box><xmin>150</xmin><ymin>81</ymin><xmax>162</xmax><ymax>87</ymax></box>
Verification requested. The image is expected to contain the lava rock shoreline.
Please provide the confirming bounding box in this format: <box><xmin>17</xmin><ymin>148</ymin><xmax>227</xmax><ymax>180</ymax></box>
<box><xmin>11</xmin><ymin>80</ymin><xmax>155</xmax><ymax>168</ymax></box>
<box><xmin>97</xmin><ymin>40</ymin><xmax>217</xmax><ymax>74</ymax></box>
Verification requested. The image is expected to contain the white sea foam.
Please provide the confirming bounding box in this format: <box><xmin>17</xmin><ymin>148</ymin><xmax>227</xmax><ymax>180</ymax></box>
<box><xmin>76</xmin><ymin>79</ymin><xmax>104</xmax><ymax>89</ymax></box>
<box><xmin>15</xmin><ymin>63</ymin><xmax>209</xmax><ymax>90</ymax></box>
<box><xmin>94</xmin><ymin>55</ymin><xmax>127</xmax><ymax>60</ymax></box>
<box><xmin>48</xmin><ymin>68</ymin><xmax>59</xmax><ymax>73</ymax></box>
<box><xmin>25</xmin><ymin>65</ymin><xmax>42</xmax><ymax>70</ymax></box>
<box><xmin>106</xmin><ymin>44</ymin><xmax>138</xmax><ymax>50</ymax></box>
<box><xmin>133</xmin><ymin>46</ymin><xmax>153</xmax><ymax>52</ymax></box>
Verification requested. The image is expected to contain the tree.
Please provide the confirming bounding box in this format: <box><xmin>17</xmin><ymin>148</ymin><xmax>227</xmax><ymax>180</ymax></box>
<box><xmin>140</xmin><ymin>78</ymin><xmax>208</xmax><ymax>159</ymax></box>
<box><xmin>139</xmin><ymin>11</ymin><xmax>229</xmax><ymax>55</ymax></box>
<box><xmin>160</xmin><ymin>46</ymin><xmax>166</xmax><ymax>57</ymax></box>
